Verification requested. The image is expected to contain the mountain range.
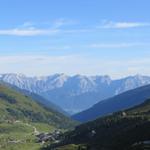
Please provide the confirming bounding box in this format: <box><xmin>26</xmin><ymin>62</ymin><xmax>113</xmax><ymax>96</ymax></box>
<box><xmin>1</xmin><ymin>73</ymin><xmax>150</xmax><ymax>114</ymax></box>
<box><xmin>1</xmin><ymin>75</ymin><xmax>149</xmax><ymax>150</ymax></box>
<box><xmin>72</xmin><ymin>84</ymin><xmax>150</xmax><ymax>122</ymax></box>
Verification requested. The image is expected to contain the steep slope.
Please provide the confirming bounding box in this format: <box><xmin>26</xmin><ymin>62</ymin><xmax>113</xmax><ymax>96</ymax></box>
<box><xmin>73</xmin><ymin>84</ymin><xmax>150</xmax><ymax>122</ymax></box>
<box><xmin>20</xmin><ymin>90</ymin><xmax>69</xmax><ymax>116</ymax></box>
<box><xmin>1</xmin><ymin>73</ymin><xmax>150</xmax><ymax>114</ymax></box>
<box><xmin>0</xmin><ymin>83</ymin><xmax>76</xmax><ymax>129</ymax></box>
<box><xmin>48</xmin><ymin>99</ymin><xmax>150</xmax><ymax>150</ymax></box>
<box><xmin>2</xmin><ymin>81</ymin><xmax>69</xmax><ymax>116</ymax></box>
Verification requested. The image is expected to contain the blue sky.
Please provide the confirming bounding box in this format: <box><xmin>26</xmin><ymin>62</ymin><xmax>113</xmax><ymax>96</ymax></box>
<box><xmin>0</xmin><ymin>0</ymin><xmax>150</xmax><ymax>78</ymax></box>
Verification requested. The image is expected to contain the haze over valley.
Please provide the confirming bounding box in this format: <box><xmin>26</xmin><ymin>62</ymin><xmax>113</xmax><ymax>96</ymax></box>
<box><xmin>1</xmin><ymin>73</ymin><xmax>150</xmax><ymax>115</ymax></box>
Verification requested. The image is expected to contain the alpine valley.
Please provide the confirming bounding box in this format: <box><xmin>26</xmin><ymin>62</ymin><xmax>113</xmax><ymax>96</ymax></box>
<box><xmin>1</xmin><ymin>73</ymin><xmax>150</xmax><ymax>150</ymax></box>
<box><xmin>0</xmin><ymin>74</ymin><xmax>150</xmax><ymax>150</ymax></box>
<box><xmin>1</xmin><ymin>73</ymin><xmax>150</xmax><ymax>114</ymax></box>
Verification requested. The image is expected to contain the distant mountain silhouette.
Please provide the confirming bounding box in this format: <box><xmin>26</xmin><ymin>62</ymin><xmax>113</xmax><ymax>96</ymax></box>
<box><xmin>72</xmin><ymin>84</ymin><xmax>150</xmax><ymax>122</ymax></box>
<box><xmin>1</xmin><ymin>73</ymin><xmax>150</xmax><ymax>114</ymax></box>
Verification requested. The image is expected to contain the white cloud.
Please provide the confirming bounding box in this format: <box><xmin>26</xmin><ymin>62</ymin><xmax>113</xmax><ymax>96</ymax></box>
<box><xmin>98</xmin><ymin>21</ymin><xmax>150</xmax><ymax>29</ymax></box>
<box><xmin>0</xmin><ymin>54</ymin><xmax>150</xmax><ymax>79</ymax></box>
<box><xmin>0</xmin><ymin>55</ymin><xmax>82</xmax><ymax>75</ymax></box>
<box><xmin>0</xmin><ymin>20</ymin><xmax>149</xmax><ymax>36</ymax></box>
<box><xmin>0</xmin><ymin>28</ymin><xmax>59</xmax><ymax>36</ymax></box>
<box><xmin>48</xmin><ymin>45</ymin><xmax>71</xmax><ymax>50</ymax></box>
<box><xmin>52</xmin><ymin>18</ymin><xmax>77</xmax><ymax>29</ymax></box>
<box><xmin>0</xmin><ymin>27</ymin><xmax>90</xmax><ymax>36</ymax></box>
<box><xmin>20</xmin><ymin>22</ymin><xmax>35</xmax><ymax>28</ymax></box>
<box><xmin>0</xmin><ymin>19</ymin><xmax>86</xmax><ymax>36</ymax></box>
<box><xmin>88</xmin><ymin>42</ymin><xmax>149</xmax><ymax>49</ymax></box>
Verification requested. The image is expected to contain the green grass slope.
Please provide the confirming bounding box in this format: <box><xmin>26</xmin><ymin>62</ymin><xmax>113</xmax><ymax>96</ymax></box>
<box><xmin>0</xmin><ymin>81</ymin><xmax>69</xmax><ymax>116</ymax></box>
<box><xmin>0</xmin><ymin>84</ymin><xmax>77</xmax><ymax>150</ymax></box>
<box><xmin>0</xmin><ymin>84</ymin><xmax>76</xmax><ymax>129</ymax></box>
<box><xmin>48</xmin><ymin>99</ymin><xmax>150</xmax><ymax>150</ymax></box>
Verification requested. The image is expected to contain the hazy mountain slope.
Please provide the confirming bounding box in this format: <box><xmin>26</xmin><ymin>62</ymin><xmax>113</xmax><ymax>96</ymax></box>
<box><xmin>0</xmin><ymin>83</ymin><xmax>76</xmax><ymax>129</ymax></box>
<box><xmin>48</xmin><ymin>99</ymin><xmax>150</xmax><ymax>150</ymax></box>
<box><xmin>3</xmin><ymin>81</ymin><xmax>69</xmax><ymax>116</ymax></box>
<box><xmin>1</xmin><ymin>73</ymin><xmax>150</xmax><ymax>114</ymax></box>
<box><xmin>21</xmin><ymin>90</ymin><xmax>69</xmax><ymax>116</ymax></box>
<box><xmin>72</xmin><ymin>84</ymin><xmax>150</xmax><ymax>122</ymax></box>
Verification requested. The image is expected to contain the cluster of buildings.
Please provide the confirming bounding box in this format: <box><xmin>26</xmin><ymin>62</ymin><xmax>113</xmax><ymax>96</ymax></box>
<box><xmin>36</xmin><ymin>130</ymin><xmax>63</xmax><ymax>144</ymax></box>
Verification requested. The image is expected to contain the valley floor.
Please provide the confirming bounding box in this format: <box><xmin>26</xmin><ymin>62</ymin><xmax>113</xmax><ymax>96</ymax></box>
<box><xmin>0</xmin><ymin>120</ymin><xmax>56</xmax><ymax>150</ymax></box>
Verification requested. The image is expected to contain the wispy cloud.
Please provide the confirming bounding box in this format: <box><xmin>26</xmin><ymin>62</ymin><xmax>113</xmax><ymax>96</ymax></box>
<box><xmin>20</xmin><ymin>21</ymin><xmax>35</xmax><ymax>28</ymax></box>
<box><xmin>52</xmin><ymin>18</ymin><xmax>78</xmax><ymax>29</ymax></box>
<box><xmin>0</xmin><ymin>55</ymin><xmax>74</xmax><ymax>63</ymax></box>
<box><xmin>0</xmin><ymin>20</ymin><xmax>150</xmax><ymax>36</ymax></box>
<box><xmin>0</xmin><ymin>27</ymin><xmax>91</xmax><ymax>36</ymax></box>
<box><xmin>48</xmin><ymin>45</ymin><xmax>71</xmax><ymax>50</ymax></box>
<box><xmin>88</xmin><ymin>42</ymin><xmax>149</xmax><ymax>49</ymax></box>
<box><xmin>0</xmin><ymin>54</ymin><xmax>83</xmax><ymax>75</ymax></box>
<box><xmin>98</xmin><ymin>21</ymin><xmax>150</xmax><ymax>29</ymax></box>
<box><xmin>0</xmin><ymin>19</ymin><xmax>85</xmax><ymax>36</ymax></box>
<box><xmin>0</xmin><ymin>28</ymin><xmax>59</xmax><ymax>36</ymax></box>
<box><xmin>0</xmin><ymin>54</ymin><xmax>150</xmax><ymax>78</ymax></box>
